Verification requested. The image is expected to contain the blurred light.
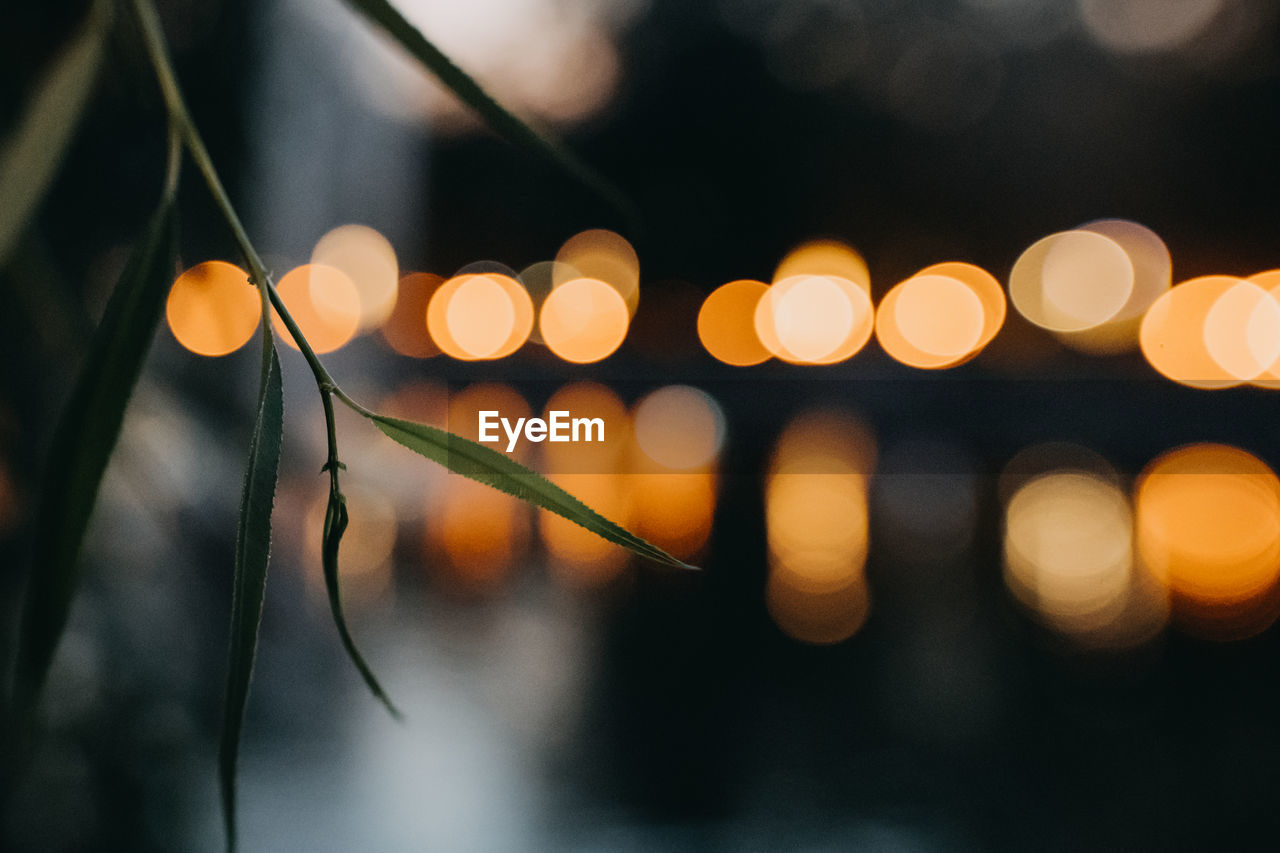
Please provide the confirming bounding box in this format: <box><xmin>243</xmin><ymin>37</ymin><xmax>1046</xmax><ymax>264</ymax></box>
<box><xmin>271</xmin><ymin>264</ymin><xmax>361</xmax><ymax>354</ymax></box>
<box><xmin>539</xmin><ymin>277</ymin><xmax>629</xmax><ymax>363</ymax></box>
<box><xmin>538</xmin><ymin>383</ymin><xmax>634</xmax><ymax>586</ymax></box>
<box><xmin>304</xmin><ymin>484</ymin><xmax>396</xmax><ymax>607</ymax></box>
<box><xmin>554</xmin><ymin>229</ymin><xmax>640</xmax><ymax>314</ymax></box>
<box><xmin>1247</xmin><ymin>270</ymin><xmax>1280</xmax><ymax>388</ymax></box>
<box><xmin>875</xmin><ymin>273</ymin><xmax>985</xmax><ymax>368</ymax></box>
<box><xmin>1010</xmin><ymin>230</ymin><xmax>1134</xmax><ymax>332</ymax></box>
<box><xmin>1003</xmin><ymin>471</ymin><xmax>1134</xmax><ymax>636</ymax></box>
<box><xmin>165</xmin><ymin>261</ymin><xmax>261</xmax><ymax>357</ymax></box>
<box><xmin>754</xmin><ymin>274</ymin><xmax>874</xmax><ymax>364</ymax></box>
<box><xmin>381</xmin><ymin>272</ymin><xmax>443</xmax><ymax>358</ymax></box>
<box><xmin>917</xmin><ymin>261</ymin><xmax>1006</xmax><ymax>349</ymax></box>
<box><xmin>1136</xmin><ymin>443</ymin><xmax>1280</xmax><ymax>638</ymax></box>
<box><xmin>773</xmin><ymin>239</ymin><xmax>871</xmax><ymax>295</ymax></box>
<box><xmin>1078</xmin><ymin>0</ymin><xmax>1222</xmax><ymax>54</ymax></box>
<box><xmin>428</xmin><ymin>384</ymin><xmax>532</xmax><ymax>592</ymax></box>
<box><xmin>1057</xmin><ymin>219</ymin><xmax>1172</xmax><ymax>355</ymax></box>
<box><xmin>427</xmin><ymin>274</ymin><xmax>533</xmax><ymax>360</ymax></box>
<box><xmin>633</xmin><ymin>386</ymin><xmax>726</xmax><ymax>471</ymax></box>
<box><xmin>697</xmin><ymin>279</ymin><xmax>772</xmax><ymax>366</ymax></box>
<box><xmin>1139</xmin><ymin>275</ymin><xmax>1245</xmax><ymax>389</ymax></box>
<box><xmin>1203</xmin><ymin>280</ymin><xmax>1280</xmax><ymax>381</ymax></box>
<box><xmin>765</xmin><ymin>410</ymin><xmax>875</xmax><ymax>644</ymax></box>
<box><xmin>628</xmin><ymin>470</ymin><xmax>717</xmax><ymax>561</ymax></box>
<box><xmin>310</xmin><ymin>224</ymin><xmax>399</xmax><ymax>330</ymax></box>
<box><xmin>519</xmin><ymin>260</ymin><xmax>579</xmax><ymax>345</ymax></box>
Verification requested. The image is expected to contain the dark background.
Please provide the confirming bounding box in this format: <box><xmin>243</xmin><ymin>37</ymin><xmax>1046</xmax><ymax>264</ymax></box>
<box><xmin>5</xmin><ymin>0</ymin><xmax>1280</xmax><ymax>849</ymax></box>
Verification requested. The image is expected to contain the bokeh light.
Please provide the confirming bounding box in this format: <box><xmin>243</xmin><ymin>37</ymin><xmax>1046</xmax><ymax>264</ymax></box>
<box><xmin>554</xmin><ymin>229</ymin><xmax>640</xmax><ymax>314</ymax></box>
<box><xmin>381</xmin><ymin>272</ymin><xmax>443</xmax><ymax>358</ymax></box>
<box><xmin>165</xmin><ymin>261</ymin><xmax>261</xmax><ymax>357</ymax></box>
<box><xmin>1010</xmin><ymin>230</ymin><xmax>1134</xmax><ymax>332</ymax></box>
<box><xmin>427</xmin><ymin>383</ymin><xmax>532</xmax><ymax>592</ymax></box>
<box><xmin>538</xmin><ymin>382</ymin><xmax>633</xmax><ymax>587</ymax></box>
<box><xmin>540</xmin><ymin>277</ymin><xmax>629</xmax><ymax>363</ymax></box>
<box><xmin>765</xmin><ymin>410</ymin><xmax>875</xmax><ymax>644</ymax></box>
<box><xmin>427</xmin><ymin>273</ymin><xmax>533</xmax><ymax>360</ymax></box>
<box><xmin>1003</xmin><ymin>471</ymin><xmax>1135</xmax><ymax>636</ymax></box>
<box><xmin>310</xmin><ymin>224</ymin><xmax>399</xmax><ymax>330</ymax></box>
<box><xmin>1247</xmin><ymin>269</ymin><xmax>1280</xmax><ymax>388</ymax></box>
<box><xmin>1078</xmin><ymin>0</ymin><xmax>1223</xmax><ymax>55</ymax></box>
<box><xmin>1139</xmin><ymin>275</ymin><xmax>1246</xmax><ymax>389</ymax></box>
<box><xmin>773</xmin><ymin>239</ymin><xmax>871</xmax><ymax>295</ymax></box>
<box><xmin>875</xmin><ymin>272</ymin><xmax>987</xmax><ymax>369</ymax></box>
<box><xmin>632</xmin><ymin>386</ymin><xmax>726</xmax><ymax>472</ymax></box>
<box><xmin>520</xmin><ymin>260</ymin><xmax>579</xmax><ymax>345</ymax></box>
<box><xmin>1202</xmin><ymin>280</ymin><xmax>1280</xmax><ymax>382</ymax></box>
<box><xmin>697</xmin><ymin>279</ymin><xmax>772</xmax><ymax>366</ymax></box>
<box><xmin>271</xmin><ymin>264</ymin><xmax>361</xmax><ymax>354</ymax></box>
<box><xmin>755</xmin><ymin>274</ymin><xmax>874</xmax><ymax>364</ymax></box>
<box><xmin>1057</xmin><ymin>219</ymin><xmax>1171</xmax><ymax>354</ymax></box>
<box><xmin>1136</xmin><ymin>443</ymin><xmax>1280</xmax><ymax>639</ymax></box>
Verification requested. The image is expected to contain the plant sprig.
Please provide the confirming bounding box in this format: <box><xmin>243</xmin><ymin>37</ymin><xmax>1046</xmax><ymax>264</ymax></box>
<box><xmin>9</xmin><ymin>1</ymin><xmax>692</xmax><ymax>850</ymax></box>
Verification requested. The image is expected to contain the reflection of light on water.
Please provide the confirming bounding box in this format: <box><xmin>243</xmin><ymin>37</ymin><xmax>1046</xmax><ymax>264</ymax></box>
<box><xmin>166</xmin><ymin>261</ymin><xmax>261</xmax><ymax>357</ymax></box>
<box><xmin>633</xmin><ymin>386</ymin><xmax>725</xmax><ymax>472</ymax></box>
<box><xmin>426</xmin><ymin>384</ymin><xmax>532</xmax><ymax>592</ymax></box>
<box><xmin>538</xmin><ymin>382</ymin><xmax>632</xmax><ymax>586</ymax></box>
<box><xmin>765</xmin><ymin>410</ymin><xmax>875</xmax><ymax>644</ymax></box>
<box><xmin>1136</xmin><ymin>443</ymin><xmax>1280</xmax><ymax>639</ymax></box>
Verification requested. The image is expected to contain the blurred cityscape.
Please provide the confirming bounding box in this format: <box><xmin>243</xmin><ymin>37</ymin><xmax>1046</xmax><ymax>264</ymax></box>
<box><xmin>6</xmin><ymin>0</ymin><xmax>1280</xmax><ymax>850</ymax></box>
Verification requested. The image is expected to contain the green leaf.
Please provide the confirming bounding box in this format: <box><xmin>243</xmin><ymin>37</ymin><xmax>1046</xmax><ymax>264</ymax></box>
<box><xmin>369</xmin><ymin>414</ymin><xmax>697</xmax><ymax>571</ymax></box>
<box><xmin>219</xmin><ymin>342</ymin><xmax>283</xmax><ymax>852</ymax></box>
<box><xmin>340</xmin><ymin>0</ymin><xmax>638</xmax><ymax>230</ymax></box>
<box><xmin>0</xmin><ymin>0</ymin><xmax>111</xmax><ymax>267</ymax></box>
<box><xmin>321</xmin><ymin>465</ymin><xmax>402</xmax><ymax>720</ymax></box>
<box><xmin>14</xmin><ymin>195</ymin><xmax>176</xmax><ymax>714</ymax></box>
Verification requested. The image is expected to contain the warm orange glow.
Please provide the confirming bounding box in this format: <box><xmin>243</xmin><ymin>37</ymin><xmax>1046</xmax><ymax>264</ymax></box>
<box><xmin>916</xmin><ymin>261</ymin><xmax>1006</xmax><ymax>348</ymax></box>
<box><xmin>271</xmin><ymin>264</ymin><xmax>361</xmax><ymax>354</ymax></box>
<box><xmin>303</xmin><ymin>484</ymin><xmax>396</xmax><ymax>607</ymax></box>
<box><xmin>310</xmin><ymin>224</ymin><xmax>399</xmax><ymax>330</ymax></box>
<box><xmin>754</xmin><ymin>274</ymin><xmax>874</xmax><ymax>364</ymax></box>
<box><xmin>381</xmin><ymin>272</ymin><xmax>443</xmax><ymax>358</ymax></box>
<box><xmin>765</xmin><ymin>410</ymin><xmax>875</xmax><ymax>644</ymax></box>
<box><xmin>1248</xmin><ymin>270</ymin><xmax>1280</xmax><ymax>388</ymax></box>
<box><xmin>628</xmin><ymin>470</ymin><xmax>716</xmax><ymax>560</ymax></box>
<box><xmin>540</xmin><ymin>277</ymin><xmax>630</xmax><ymax>363</ymax></box>
<box><xmin>1203</xmin><ymin>280</ymin><xmax>1280</xmax><ymax>381</ymax></box>
<box><xmin>166</xmin><ymin>261</ymin><xmax>261</xmax><ymax>356</ymax></box>
<box><xmin>773</xmin><ymin>239</ymin><xmax>871</xmax><ymax>295</ymax></box>
<box><xmin>875</xmin><ymin>273</ymin><xmax>985</xmax><ymax>369</ymax></box>
<box><xmin>633</xmin><ymin>386</ymin><xmax>725</xmax><ymax>471</ymax></box>
<box><xmin>538</xmin><ymin>383</ymin><xmax>633</xmax><ymax>586</ymax></box>
<box><xmin>1003</xmin><ymin>471</ymin><xmax>1135</xmax><ymax>635</ymax></box>
<box><xmin>427</xmin><ymin>384</ymin><xmax>532</xmax><ymax>591</ymax></box>
<box><xmin>1136</xmin><ymin>444</ymin><xmax>1280</xmax><ymax>639</ymax></box>
<box><xmin>1058</xmin><ymin>220</ymin><xmax>1172</xmax><ymax>354</ymax></box>
<box><xmin>520</xmin><ymin>260</ymin><xmax>579</xmax><ymax>344</ymax></box>
<box><xmin>426</xmin><ymin>273</ymin><xmax>533</xmax><ymax>360</ymax></box>
<box><xmin>1139</xmin><ymin>275</ymin><xmax>1244</xmax><ymax>389</ymax></box>
<box><xmin>1010</xmin><ymin>230</ymin><xmax>1134</xmax><ymax>332</ymax></box>
<box><xmin>697</xmin><ymin>280</ymin><xmax>772</xmax><ymax>366</ymax></box>
<box><xmin>554</xmin><ymin>229</ymin><xmax>640</xmax><ymax>313</ymax></box>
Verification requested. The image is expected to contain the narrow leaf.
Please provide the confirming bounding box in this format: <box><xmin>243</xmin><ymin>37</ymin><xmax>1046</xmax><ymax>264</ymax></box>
<box><xmin>322</xmin><ymin>474</ymin><xmax>402</xmax><ymax>719</ymax></box>
<box><xmin>15</xmin><ymin>196</ymin><xmax>176</xmax><ymax>713</ymax></box>
<box><xmin>340</xmin><ymin>0</ymin><xmax>638</xmax><ymax>229</ymax></box>
<box><xmin>0</xmin><ymin>0</ymin><xmax>111</xmax><ymax>267</ymax></box>
<box><xmin>219</xmin><ymin>343</ymin><xmax>283</xmax><ymax>851</ymax></box>
<box><xmin>369</xmin><ymin>415</ymin><xmax>696</xmax><ymax>571</ymax></box>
